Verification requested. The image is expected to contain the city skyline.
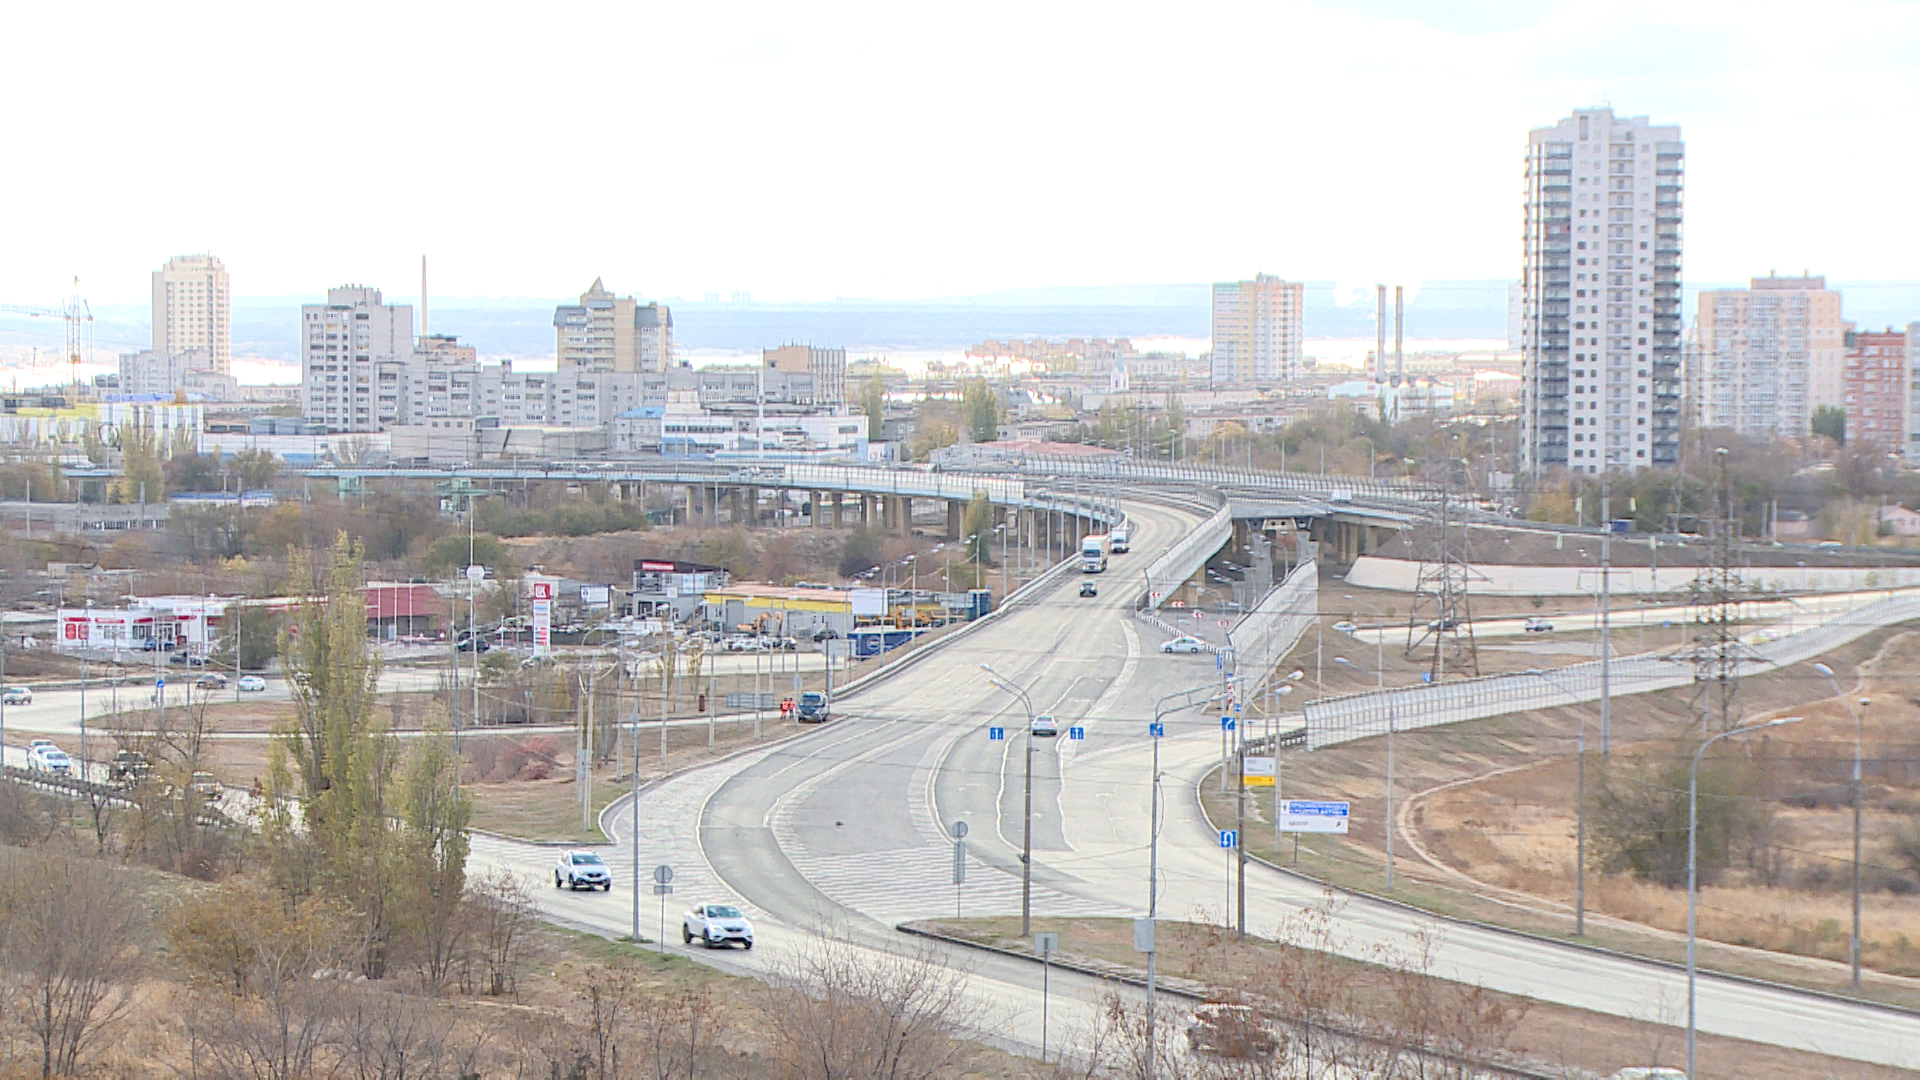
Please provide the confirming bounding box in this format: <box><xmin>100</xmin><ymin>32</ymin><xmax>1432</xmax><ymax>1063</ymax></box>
<box><xmin>5</xmin><ymin>2</ymin><xmax>1918</xmax><ymax>305</ymax></box>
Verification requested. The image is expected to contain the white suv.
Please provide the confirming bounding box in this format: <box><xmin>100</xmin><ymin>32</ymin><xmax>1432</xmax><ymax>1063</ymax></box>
<box><xmin>682</xmin><ymin>903</ymin><xmax>754</xmax><ymax>949</ymax></box>
<box><xmin>553</xmin><ymin>850</ymin><xmax>612</xmax><ymax>891</ymax></box>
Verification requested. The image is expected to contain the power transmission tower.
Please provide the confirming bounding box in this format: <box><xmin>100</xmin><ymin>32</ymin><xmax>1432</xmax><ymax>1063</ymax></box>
<box><xmin>1404</xmin><ymin>490</ymin><xmax>1482</xmax><ymax>679</ymax></box>
<box><xmin>1684</xmin><ymin>447</ymin><xmax>1749</xmax><ymax>732</ymax></box>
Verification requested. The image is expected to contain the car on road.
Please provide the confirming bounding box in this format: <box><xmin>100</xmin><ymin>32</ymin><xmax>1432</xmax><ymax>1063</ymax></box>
<box><xmin>1331</xmin><ymin>621</ymin><xmax>1357</xmax><ymax>635</ymax></box>
<box><xmin>26</xmin><ymin>738</ymin><xmax>54</xmax><ymax>753</ymax></box>
<box><xmin>1030</xmin><ymin>714</ymin><xmax>1058</xmax><ymax>737</ymax></box>
<box><xmin>194</xmin><ymin>672</ymin><xmax>229</xmax><ymax>690</ymax></box>
<box><xmin>456</xmin><ymin>635</ymin><xmax>490</xmax><ymax>653</ymax></box>
<box><xmin>109</xmin><ymin>750</ymin><xmax>151</xmax><ymax>785</ymax></box>
<box><xmin>27</xmin><ymin>744</ymin><xmax>71</xmax><ymax>776</ymax></box>
<box><xmin>554</xmin><ymin>850</ymin><xmax>612</xmax><ymax>891</ymax></box>
<box><xmin>1079</xmin><ymin>581</ymin><xmax>1098</xmax><ymax>598</ymax></box>
<box><xmin>1427</xmin><ymin>616</ymin><xmax>1459</xmax><ymax>631</ymax></box>
<box><xmin>795</xmin><ymin>691</ymin><xmax>831</xmax><ymax>723</ymax></box>
<box><xmin>167</xmin><ymin>652</ymin><xmax>209</xmax><ymax>666</ymax></box>
<box><xmin>682</xmin><ymin>903</ymin><xmax>754</xmax><ymax>949</ymax></box>
<box><xmin>1</xmin><ymin>686</ymin><xmax>32</xmax><ymax>705</ymax></box>
<box><xmin>1160</xmin><ymin>636</ymin><xmax>1207</xmax><ymax>654</ymax></box>
<box><xmin>237</xmin><ymin>675</ymin><xmax>267</xmax><ymax>692</ymax></box>
<box><xmin>772</xmin><ymin>636</ymin><xmax>798</xmax><ymax>651</ymax></box>
<box><xmin>1524</xmin><ymin>617</ymin><xmax>1554</xmax><ymax>633</ymax></box>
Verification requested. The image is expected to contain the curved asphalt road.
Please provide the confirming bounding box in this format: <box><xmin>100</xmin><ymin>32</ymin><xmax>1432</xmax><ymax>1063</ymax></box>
<box><xmin>473</xmin><ymin>498</ymin><xmax>1920</xmax><ymax>1069</ymax></box>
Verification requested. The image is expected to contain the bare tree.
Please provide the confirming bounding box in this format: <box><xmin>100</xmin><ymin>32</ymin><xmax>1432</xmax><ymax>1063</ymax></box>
<box><xmin>764</xmin><ymin>932</ymin><xmax>982</xmax><ymax>1080</ymax></box>
<box><xmin>629</xmin><ymin>984</ymin><xmax>725</xmax><ymax>1080</ymax></box>
<box><xmin>0</xmin><ymin>852</ymin><xmax>143</xmax><ymax>1078</ymax></box>
<box><xmin>464</xmin><ymin>869</ymin><xmax>537</xmax><ymax>998</ymax></box>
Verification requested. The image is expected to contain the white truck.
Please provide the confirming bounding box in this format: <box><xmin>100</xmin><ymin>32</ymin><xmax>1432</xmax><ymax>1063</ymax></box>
<box><xmin>1109</xmin><ymin>524</ymin><xmax>1131</xmax><ymax>554</ymax></box>
<box><xmin>1079</xmin><ymin>533</ymin><xmax>1111</xmax><ymax>573</ymax></box>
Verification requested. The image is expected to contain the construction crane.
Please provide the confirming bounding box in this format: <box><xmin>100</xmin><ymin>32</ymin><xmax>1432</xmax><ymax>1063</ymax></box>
<box><xmin>0</xmin><ymin>277</ymin><xmax>94</xmax><ymax>394</ymax></box>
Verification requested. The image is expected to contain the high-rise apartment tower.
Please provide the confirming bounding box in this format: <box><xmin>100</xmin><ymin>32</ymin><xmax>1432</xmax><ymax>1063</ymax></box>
<box><xmin>152</xmin><ymin>255</ymin><xmax>231</xmax><ymax>375</ymax></box>
<box><xmin>1697</xmin><ymin>275</ymin><xmax>1847</xmax><ymax>440</ymax></box>
<box><xmin>1210</xmin><ymin>273</ymin><xmax>1303</xmax><ymax>385</ymax></box>
<box><xmin>1519</xmin><ymin>108</ymin><xmax>1684</xmax><ymax>474</ymax></box>
<box><xmin>553</xmin><ymin>279</ymin><xmax>673</xmax><ymax>372</ymax></box>
<box><xmin>302</xmin><ymin>286</ymin><xmax>415</xmax><ymax>433</ymax></box>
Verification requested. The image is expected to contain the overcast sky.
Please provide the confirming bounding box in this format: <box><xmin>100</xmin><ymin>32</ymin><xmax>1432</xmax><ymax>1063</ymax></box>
<box><xmin>4</xmin><ymin>0</ymin><xmax>1915</xmax><ymax>307</ymax></box>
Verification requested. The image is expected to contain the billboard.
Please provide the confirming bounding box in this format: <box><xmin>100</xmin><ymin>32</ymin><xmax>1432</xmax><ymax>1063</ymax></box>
<box><xmin>531</xmin><ymin>580</ymin><xmax>553</xmax><ymax>657</ymax></box>
<box><xmin>580</xmin><ymin>585</ymin><xmax>611</xmax><ymax>608</ymax></box>
<box><xmin>850</xmin><ymin>588</ymin><xmax>887</xmax><ymax>616</ymax></box>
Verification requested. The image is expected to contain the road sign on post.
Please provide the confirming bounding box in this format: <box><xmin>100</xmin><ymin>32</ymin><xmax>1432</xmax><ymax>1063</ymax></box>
<box><xmin>988</xmin><ymin>726</ymin><xmax>1005</xmax><ymax>741</ymax></box>
<box><xmin>1219</xmin><ymin>829</ymin><xmax>1238</xmax><ymax>849</ymax></box>
<box><xmin>1149</xmin><ymin>722</ymin><xmax>1164</xmax><ymax>738</ymax></box>
<box><xmin>1034</xmin><ymin>931</ymin><xmax>1059</xmax><ymax>1063</ymax></box>
<box><xmin>1278</xmin><ymin>800</ymin><xmax>1350</xmax><ymax>834</ymax></box>
<box><xmin>1220</xmin><ymin>716</ymin><xmax>1235</xmax><ymax>731</ymax></box>
<box><xmin>1244</xmin><ymin>756</ymin><xmax>1276</xmax><ymax>787</ymax></box>
<box><xmin>1068</xmin><ymin>726</ymin><xmax>1085</xmax><ymax>740</ymax></box>
<box><xmin>652</xmin><ymin>865</ymin><xmax>673</xmax><ymax>954</ymax></box>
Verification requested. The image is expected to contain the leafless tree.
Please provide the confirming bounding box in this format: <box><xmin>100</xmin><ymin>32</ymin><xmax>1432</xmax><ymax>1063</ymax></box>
<box><xmin>629</xmin><ymin>983</ymin><xmax>725</xmax><ymax>1080</ymax></box>
<box><xmin>336</xmin><ymin>987</ymin><xmax>488</xmax><ymax>1080</ymax></box>
<box><xmin>463</xmin><ymin>869</ymin><xmax>537</xmax><ymax>998</ymax></box>
<box><xmin>763</xmin><ymin>932</ymin><xmax>983</xmax><ymax>1080</ymax></box>
<box><xmin>0</xmin><ymin>851</ymin><xmax>143</xmax><ymax>1078</ymax></box>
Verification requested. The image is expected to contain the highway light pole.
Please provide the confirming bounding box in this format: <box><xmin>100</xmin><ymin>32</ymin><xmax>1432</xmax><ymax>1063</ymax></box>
<box><xmin>1526</xmin><ymin>668</ymin><xmax>1588</xmax><ymax>935</ymax></box>
<box><xmin>1333</xmin><ymin>655</ymin><xmax>1394</xmax><ymax>889</ymax></box>
<box><xmin>980</xmin><ymin>663</ymin><xmax>1036</xmax><ymax>936</ymax></box>
<box><xmin>1813</xmin><ymin>661</ymin><xmax>1865</xmax><ymax>988</ymax></box>
<box><xmin>1688</xmin><ymin>715</ymin><xmax>1803</xmax><ymax>1080</ymax></box>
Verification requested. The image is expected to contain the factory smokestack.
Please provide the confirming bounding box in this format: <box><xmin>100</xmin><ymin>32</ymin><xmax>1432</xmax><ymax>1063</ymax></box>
<box><xmin>1375</xmin><ymin>285</ymin><xmax>1387</xmax><ymax>384</ymax></box>
<box><xmin>1393</xmin><ymin>285</ymin><xmax>1404</xmax><ymax>387</ymax></box>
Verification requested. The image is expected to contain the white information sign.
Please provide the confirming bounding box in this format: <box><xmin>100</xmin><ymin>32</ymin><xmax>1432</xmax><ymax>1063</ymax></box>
<box><xmin>531</xmin><ymin>580</ymin><xmax>554</xmax><ymax>657</ymax></box>
<box><xmin>1278</xmin><ymin>800</ymin><xmax>1350</xmax><ymax>834</ymax></box>
<box><xmin>850</xmin><ymin>587</ymin><xmax>887</xmax><ymax>616</ymax></box>
<box><xmin>1243</xmin><ymin>756</ymin><xmax>1276</xmax><ymax>787</ymax></box>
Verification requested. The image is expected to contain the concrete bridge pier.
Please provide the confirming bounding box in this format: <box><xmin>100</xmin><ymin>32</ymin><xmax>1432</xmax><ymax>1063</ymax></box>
<box><xmin>833</xmin><ymin>492</ymin><xmax>845</xmax><ymax>527</ymax></box>
<box><xmin>946</xmin><ymin>499</ymin><xmax>963</xmax><ymax>540</ymax></box>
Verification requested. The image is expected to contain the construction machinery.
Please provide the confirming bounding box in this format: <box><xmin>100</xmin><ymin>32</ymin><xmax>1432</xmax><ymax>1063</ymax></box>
<box><xmin>0</xmin><ymin>277</ymin><xmax>94</xmax><ymax>393</ymax></box>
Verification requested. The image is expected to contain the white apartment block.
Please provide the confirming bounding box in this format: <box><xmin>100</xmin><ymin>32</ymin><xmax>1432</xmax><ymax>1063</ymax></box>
<box><xmin>302</xmin><ymin>286</ymin><xmax>414</xmax><ymax>433</ymax></box>
<box><xmin>1210</xmin><ymin>274</ymin><xmax>1304</xmax><ymax>384</ymax></box>
<box><xmin>152</xmin><ymin>255</ymin><xmax>231</xmax><ymax>375</ymax></box>
<box><xmin>553</xmin><ymin>279</ymin><xmax>673</xmax><ymax>372</ymax></box>
<box><xmin>1519</xmin><ymin>108</ymin><xmax>1684</xmax><ymax>475</ymax></box>
<box><xmin>1697</xmin><ymin>276</ymin><xmax>1847</xmax><ymax>440</ymax></box>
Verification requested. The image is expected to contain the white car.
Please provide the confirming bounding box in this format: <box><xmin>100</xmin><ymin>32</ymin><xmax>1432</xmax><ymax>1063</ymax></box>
<box><xmin>682</xmin><ymin>903</ymin><xmax>754</xmax><ymax>949</ymax></box>
<box><xmin>553</xmin><ymin>850</ymin><xmax>612</xmax><ymax>891</ymax></box>
<box><xmin>1030</xmin><ymin>714</ymin><xmax>1058</xmax><ymax>737</ymax></box>
<box><xmin>1523</xmin><ymin>617</ymin><xmax>1554</xmax><ymax>633</ymax></box>
<box><xmin>27</xmin><ymin>744</ymin><xmax>70</xmax><ymax>776</ymax></box>
<box><xmin>1160</xmin><ymin>636</ymin><xmax>1207</xmax><ymax>654</ymax></box>
<box><xmin>237</xmin><ymin>675</ymin><xmax>267</xmax><ymax>692</ymax></box>
<box><xmin>1331</xmin><ymin>621</ymin><xmax>1358</xmax><ymax>635</ymax></box>
<box><xmin>1</xmin><ymin>686</ymin><xmax>32</xmax><ymax>705</ymax></box>
<box><xmin>722</xmin><ymin>636</ymin><xmax>768</xmax><ymax>652</ymax></box>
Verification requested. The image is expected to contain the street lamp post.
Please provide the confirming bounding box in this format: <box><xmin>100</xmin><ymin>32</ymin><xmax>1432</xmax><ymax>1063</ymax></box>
<box><xmin>980</xmin><ymin>663</ymin><xmax>1037</xmax><ymax>936</ymax></box>
<box><xmin>1333</xmin><ymin>655</ymin><xmax>1394</xmax><ymax>889</ymax></box>
<box><xmin>1813</xmin><ymin>661</ymin><xmax>1866</xmax><ymax>988</ymax></box>
<box><xmin>1526</xmin><ymin>668</ymin><xmax>1589</xmax><ymax>935</ymax></box>
<box><xmin>1688</xmin><ymin>715</ymin><xmax>1804</xmax><ymax>1079</ymax></box>
<box><xmin>1147</xmin><ymin>682</ymin><xmax>1223</xmax><ymax>1080</ymax></box>
<box><xmin>1341</xmin><ymin>593</ymin><xmax>1385</xmax><ymax>687</ymax></box>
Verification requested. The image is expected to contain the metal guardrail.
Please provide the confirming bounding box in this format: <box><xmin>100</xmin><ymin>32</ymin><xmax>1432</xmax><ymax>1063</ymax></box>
<box><xmin>1303</xmin><ymin>590</ymin><xmax>1920</xmax><ymax>750</ymax></box>
<box><xmin>1141</xmin><ymin>503</ymin><xmax>1232</xmax><ymax>609</ymax></box>
<box><xmin>1227</xmin><ymin>559</ymin><xmax>1318</xmax><ymax>700</ymax></box>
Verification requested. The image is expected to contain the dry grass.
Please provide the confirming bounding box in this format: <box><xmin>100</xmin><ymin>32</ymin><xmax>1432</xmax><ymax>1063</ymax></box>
<box><xmin>916</xmin><ymin>915</ymin><xmax>1914</xmax><ymax>1080</ymax></box>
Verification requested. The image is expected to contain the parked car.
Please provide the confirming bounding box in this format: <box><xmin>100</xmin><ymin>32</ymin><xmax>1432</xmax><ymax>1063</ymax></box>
<box><xmin>167</xmin><ymin>652</ymin><xmax>209</xmax><ymax>667</ymax></box>
<box><xmin>554</xmin><ymin>850</ymin><xmax>612</xmax><ymax>891</ymax></box>
<box><xmin>194</xmin><ymin>672</ymin><xmax>229</xmax><ymax>690</ymax></box>
<box><xmin>109</xmin><ymin>750</ymin><xmax>151</xmax><ymax>785</ymax></box>
<box><xmin>1427</xmin><ymin>616</ymin><xmax>1459</xmax><ymax>631</ymax></box>
<box><xmin>1331</xmin><ymin>621</ymin><xmax>1358</xmax><ymax>635</ymax></box>
<box><xmin>771</xmin><ymin>636</ymin><xmax>798</xmax><ymax>651</ymax></box>
<box><xmin>26</xmin><ymin>738</ymin><xmax>54</xmax><ymax>753</ymax></box>
<box><xmin>0</xmin><ymin>686</ymin><xmax>31</xmax><ymax>705</ymax></box>
<box><xmin>190</xmin><ymin>771</ymin><xmax>223</xmax><ymax>799</ymax></box>
<box><xmin>795</xmin><ymin>691</ymin><xmax>832</xmax><ymax>723</ymax></box>
<box><xmin>237</xmin><ymin>675</ymin><xmax>267</xmax><ymax>692</ymax></box>
<box><xmin>722</xmin><ymin>635</ymin><xmax>764</xmax><ymax>653</ymax></box>
<box><xmin>1079</xmin><ymin>581</ymin><xmax>1098</xmax><ymax>598</ymax></box>
<box><xmin>1160</xmin><ymin>636</ymin><xmax>1206</xmax><ymax>655</ymax></box>
<box><xmin>810</xmin><ymin>627</ymin><xmax>840</xmax><ymax>642</ymax></box>
<box><xmin>682</xmin><ymin>903</ymin><xmax>754</xmax><ymax>949</ymax></box>
<box><xmin>1523</xmin><ymin>617</ymin><xmax>1554</xmax><ymax>633</ymax></box>
<box><xmin>1030</xmin><ymin>714</ymin><xmax>1058</xmax><ymax>737</ymax></box>
<box><xmin>28</xmin><ymin>745</ymin><xmax>72</xmax><ymax>776</ymax></box>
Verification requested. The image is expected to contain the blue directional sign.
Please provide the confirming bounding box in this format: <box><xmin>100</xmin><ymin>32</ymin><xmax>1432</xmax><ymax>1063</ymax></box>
<box><xmin>988</xmin><ymin>726</ymin><xmax>1006</xmax><ymax>741</ymax></box>
<box><xmin>1218</xmin><ymin>829</ymin><xmax>1238</xmax><ymax>849</ymax></box>
<box><xmin>1220</xmin><ymin>716</ymin><xmax>1235</xmax><ymax>732</ymax></box>
<box><xmin>1068</xmin><ymin>726</ymin><xmax>1086</xmax><ymax>740</ymax></box>
<box><xmin>1215</xmin><ymin>652</ymin><xmax>1224</xmax><ymax>671</ymax></box>
<box><xmin>155</xmin><ymin>678</ymin><xmax>165</xmax><ymax>689</ymax></box>
<box><xmin>1421</xmin><ymin>672</ymin><xmax>1433</xmax><ymax>684</ymax></box>
<box><xmin>1148</xmin><ymin>722</ymin><xmax>1165</xmax><ymax>738</ymax></box>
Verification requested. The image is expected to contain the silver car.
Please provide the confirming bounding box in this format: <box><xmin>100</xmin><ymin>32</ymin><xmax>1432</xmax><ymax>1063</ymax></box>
<box><xmin>554</xmin><ymin>850</ymin><xmax>612</xmax><ymax>891</ymax></box>
<box><xmin>682</xmin><ymin>903</ymin><xmax>754</xmax><ymax>949</ymax></box>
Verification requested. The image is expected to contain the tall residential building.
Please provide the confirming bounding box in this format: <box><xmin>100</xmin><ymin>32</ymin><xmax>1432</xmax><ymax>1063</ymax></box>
<box><xmin>763</xmin><ymin>344</ymin><xmax>847</xmax><ymax>406</ymax></box>
<box><xmin>1697</xmin><ymin>275</ymin><xmax>1848</xmax><ymax>440</ymax></box>
<box><xmin>1519</xmin><ymin>108</ymin><xmax>1684</xmax><ymax>475</ymax></box>
<box><xmin>1210</xmin><ymin>274</ymin><xmax>1304</xmax><ymax>385</ymax></box>
<box><xmin>553</xmin><ymin>279</ymin><xmax>673</xmax><ymax>372</ymax></box>
<box><xmin>1842</xmin><ymin>329</ymin><xmax>1907</xmax><ymax>450</ymax></box>
<box><xmin>151</xmin><ymin>255</ymin><xmax>231</xmax><ymax>375</ymax></box>
<box><xmin>302</xmin><ymin>286</ymin><xmax>414</xmax><ymax>433</ymax></box>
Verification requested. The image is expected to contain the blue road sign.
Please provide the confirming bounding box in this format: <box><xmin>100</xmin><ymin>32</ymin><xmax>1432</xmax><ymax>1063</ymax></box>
<box><xmin>988</xmin><ymin>726</ymin><xmax>1006</xmax><ymax>741</ymax></box>
<box><xmin>1215</xmin><ymin>652</ymin><xmax>1224</xmax><ymax>671</ymax></box>
<box><xmin>1219</xmin><ymin>829</ymin><xmax>1238</xmax><ymax>849</ymax></box>
<box><xmin>1068</xmin><ymin>726</ymin><xmax>1086</xmax><ymax>740</ymax></box>
<box><xmin>1149</xmin><ymin>722</ymin><xmax>1165</xmax><ymax>738</ymax></box>
<box><xmin>155</xmin><ymin>678</ymin><xmax>165</xmax><ymax>689</ymax></box>
<box><xmin>1421</xmin><ymin>672</ymin><xmax>1433</xmax><ymax>683</ymax></box>
<box><xmin>1220</xmin><ymin>716</ymin><xmax>1235</xmax><ymax>731</ymax></box>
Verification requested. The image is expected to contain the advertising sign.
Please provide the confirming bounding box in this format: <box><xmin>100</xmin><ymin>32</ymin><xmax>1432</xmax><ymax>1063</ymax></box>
<box><xmin>850</xmin><ymin>587</ymin><xmax>887</xmax><ymax>616</ymax></box>
<box><xmin>1243</xmin><ymin>756</ymin><xmax>1276</xmax><ymax>787</ymax></box>
<box><xmin>531</xmin><ymin>580</ymin><xmax>553</xmax><ymax>657</ymax></box>
<box><xmin>580</xmin><ymin>585</ymin><xmax>611</xmax><ymax>608</ymax></box>
<box><xmin>1278</xmin><ymin>800</ymin><xmax>1350</xmax><ymax>834</ymax></box>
